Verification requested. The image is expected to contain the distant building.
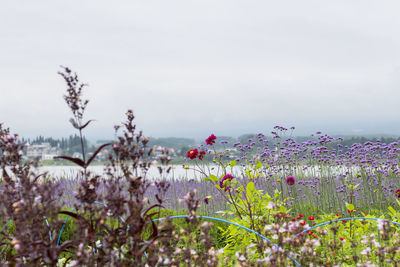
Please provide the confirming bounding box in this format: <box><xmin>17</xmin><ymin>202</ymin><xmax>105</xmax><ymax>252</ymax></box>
<box><xmin>26</xmin><ymin>142</ymin><xmax>61</xmax><ymax>160</ymax></box>
<box><xmin>72</xmin><ymin>152</ymin><xmax>83</xmax><ymax>159</ymax></box>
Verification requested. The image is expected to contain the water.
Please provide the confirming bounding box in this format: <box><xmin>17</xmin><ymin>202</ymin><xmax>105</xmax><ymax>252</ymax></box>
<box><xmin>38</xmin><ymin>164</ymin><xmax>235</xmax><ymax>180</ymax></box>
<box><xmin>38</xmin><ymin>164</ymin><xmax>361</xmax><ymax>181</ymax></box>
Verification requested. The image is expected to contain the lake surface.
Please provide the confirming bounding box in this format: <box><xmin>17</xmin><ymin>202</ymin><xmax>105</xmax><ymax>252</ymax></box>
<box><xmin>39</xmin><ymin>164</ymin><xmax>233</xmax><ymax>180</ymax></box>
<box><xmin>38</xmin><ymin>164</ymin><xmax>361</xmax><ymax>180</ymax></box>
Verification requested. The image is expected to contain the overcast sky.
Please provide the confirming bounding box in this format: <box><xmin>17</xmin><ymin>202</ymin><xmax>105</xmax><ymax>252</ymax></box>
<box><xmin>1</xmin><ymin>1</ymin><xmax>400</xmax><ymax>141</ymax></box>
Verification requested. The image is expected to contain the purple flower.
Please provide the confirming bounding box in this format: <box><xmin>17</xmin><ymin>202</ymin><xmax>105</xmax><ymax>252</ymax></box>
<box><xmin>286</xmin><ymin>176</ymin><xmax>295</xmax><ymax>186</ymax></box>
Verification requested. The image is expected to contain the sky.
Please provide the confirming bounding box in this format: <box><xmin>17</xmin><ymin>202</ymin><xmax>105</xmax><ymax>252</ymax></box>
<box><xmin>1</xmin><ymin>0</ymin><xmax>400</xmax><ymax>141</ymax></box>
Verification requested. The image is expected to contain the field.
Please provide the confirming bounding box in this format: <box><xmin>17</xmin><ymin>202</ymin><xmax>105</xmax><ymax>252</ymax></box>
<box><xmin>1</xmin><ymin>68</ymin><xmax>400</xmax><ymax>266</ymax></box>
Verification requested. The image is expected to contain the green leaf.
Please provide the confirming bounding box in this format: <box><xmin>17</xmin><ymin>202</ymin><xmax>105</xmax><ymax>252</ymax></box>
<box><xmin>274</xmin><ymin>189</ymin><xmax>281</xmax><ymax>199</ymax></box>
<box><xmin>388</xmin><ymin>206</ymin><xmax>397</xmax><ymax>216</ymax></box>
<box><xmin>255</xmin><ymin>161</ymin><xmax>262</xmax><ymax>170</ymax></box>
<box><xmin>208</xmin><ymin>174</ymin><xmax>218</xmax><ymax>182</ymax></box>
<box><xmin>247</xmin><ymin>181</ymin><xmax>255</xmax><ymax>194</ymax></box>
<box><xmin>279</xmin><ymin>205</ymin><xmax>287</xmax><ymax>213</ymax></box>
<box><xmin>229</xmin><ymin>160</ymin><xmax>237</xmax><ymax>167</ymax></box>
<box><xmin>346</xmin><ymin>202</ymin><xmax>355</xmax><ymax>212</ymax></box>
<box><xmin>236</xmin><ymin>185</ymin><xmax>244</xmax><ymax>194</ymax></box>
<box><xmin>217</xmin><ymin>226</ymin><xmax>225</xmax><ymax>232</ymax></box>
<box><xmin>214</xmin><ymin>184</ymin><xmax>222</xmax><ymax>190</ymax></box>
<box><xmin>246</xmin><ymin>181</ymin><xmax>256</xmax><ymax>200</ymax></box>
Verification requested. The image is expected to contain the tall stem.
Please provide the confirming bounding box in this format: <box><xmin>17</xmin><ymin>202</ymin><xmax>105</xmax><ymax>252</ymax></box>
<box><xmin>78</xmin><ymin>128</ymin><xmax>87</xmax><ymax>177</ymax></box>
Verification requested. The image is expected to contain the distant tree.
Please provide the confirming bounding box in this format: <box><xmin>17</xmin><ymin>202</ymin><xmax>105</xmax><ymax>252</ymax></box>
<box><xmin>238</xmin><ymin>134</ymin><xmax>257</xmax><ymax>144</ymax></box>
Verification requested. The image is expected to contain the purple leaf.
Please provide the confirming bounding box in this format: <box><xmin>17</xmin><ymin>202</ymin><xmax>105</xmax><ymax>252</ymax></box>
<box><xmin>54</xmin><ymin>156</ymin><xmax>85</xmax><ymax>167</ymax></box>
<box><xmin>86</xmin><ymin>143</ymin><xmax>111</xmax><ymax>167</ymax></box>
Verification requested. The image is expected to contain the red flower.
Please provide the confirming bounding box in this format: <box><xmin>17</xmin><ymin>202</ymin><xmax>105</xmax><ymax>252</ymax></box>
<box><xmin>339</xmin><ymin>237</ymin><xmax>345</xmax><ymax>241</ymax></box>
<box><xmin>205</xmin><ymin>134</ymin><xmax>217</xmax><ymax>146</ymax></box>
<box><xmin>291</xmin><ymin>218</ymin><xmax>296</xmax><ymax>222</ymax></box>
<box><xmin>300</xmin><ymin>220</ymin><xmax>306</xmax><ymax>226</ymax></box>
<box><xmin>342</xmin><ymin>220</ymin><xmax>347</xmax><ymax>224</ymax></box>
<box><xmin>308</xmin><ymin>216</ymin><xmax>315</xmax><ymax>221</ymax></box>
<box><xmin>297</xmin><ymin>214</ymin><xmax>304</xmax><ymax>219</ymax></box>
<box><xmin>312</xmin><ymin>234</ymin><xmax>318</xmax><ymax>239</ymax></box>
<box><xmin>198</xmin><ymin>150</ymin><xmax>206</xmax><ymax>160</ymax></box>
<box><xmin>395</xmin><ymin>189</ymin><xmax>400</xmax><ymax>198</ymax></box>
<box><xmin>186</xmin><ymin>148</ymin><xmax>198</xmax><ymax>160</ymax></box>
<box><xmin>335</xmin><ymin>213</ymin><xmax>339</xmax><ymax>217</ymax></box>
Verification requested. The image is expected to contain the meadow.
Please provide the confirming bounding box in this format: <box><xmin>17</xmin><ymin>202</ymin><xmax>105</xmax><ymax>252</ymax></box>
<box><xmin>1</xmin><ymin>67</ymin><xmax>400</xmax><ymax>266</ymax></box>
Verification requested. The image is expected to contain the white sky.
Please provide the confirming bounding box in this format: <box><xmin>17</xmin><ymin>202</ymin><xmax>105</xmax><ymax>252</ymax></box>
<box><xmin>1</xmin><ymin>0</ymin><xmax>400</xmax><ymax>140</ymax></box>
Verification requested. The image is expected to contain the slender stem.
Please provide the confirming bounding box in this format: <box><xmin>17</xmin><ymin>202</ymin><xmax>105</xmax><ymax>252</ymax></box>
<box><xmin>79</xmin><ymin>129</ymin><xmax>86</xmax><ymax>163</ymax></box>
<box><xmin>78</xmin><ymin>128</ymin><xmax>88</xmax><ymax>178</ymax></box>
<box><xmin>228</xmin><ymin>191</ymin><xmax>243</xmax><ymax>220</ymax></box>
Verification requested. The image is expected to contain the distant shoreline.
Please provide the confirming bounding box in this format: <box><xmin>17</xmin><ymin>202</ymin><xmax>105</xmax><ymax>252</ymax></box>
<box><xmin>37</xmin><ymin>157</ymin><xmax>212</xmax><ymax>167</ymax></box>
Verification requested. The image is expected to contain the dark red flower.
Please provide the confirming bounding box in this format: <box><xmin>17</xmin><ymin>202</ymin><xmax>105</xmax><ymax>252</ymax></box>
<box><xmin>219</xmin><ymin>174</ymin><xmax>234</xmax><ymax>191</ymax></box>
<box><xmin>308</xmin><ymin>216</ymin><xmax>314</xmax><ymax>221</ymax></box>
<box><xmin>395</xmin><ymin>189</ymin><xmax>400</xmax><ymax>198</ymax></box>
<box><xmin>224</xmin><ymin>185</ymin><xmax>231</xmax><ymax>192</ymax></box>
<box><xmin>339</xmin><ymin>237</ymin><xmax>345</xmax><ymax>241</ymax></box>
<box><xmin>186</xmin><ymin>148</ymin><xmax>198</xmax><ymax>160</ymax></box>
<box><xmin>286</xmin><ymin>176</ymin><xmax>295</xmax><ymax>186</ymax></box>
<box><xmin>205</xmin><ymin>134</ymin><xmax>217</xmax><ymax>146</ymax></box>
<box><xmin>223</xmin><ymin>174</ymin><xmax>234</xmax><ymax>181</ymax></box>
<box><xmin>198</xmin><ymin>150</ymin><xmax>206</xmax><ymax>160</ymax></box>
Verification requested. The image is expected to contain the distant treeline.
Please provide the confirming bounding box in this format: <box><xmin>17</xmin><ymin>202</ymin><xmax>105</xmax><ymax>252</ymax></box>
<box><xmin>22</xmin><ymin>134</ymin><xmax>400</xmax><ymax>158</ymax></box>
<box><xmin>23</xmin><ymin>135</ymin><xmax>89</xmax><ymax>155</ymax></box>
